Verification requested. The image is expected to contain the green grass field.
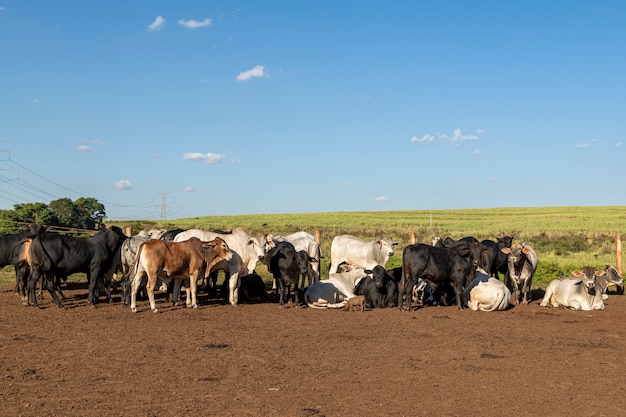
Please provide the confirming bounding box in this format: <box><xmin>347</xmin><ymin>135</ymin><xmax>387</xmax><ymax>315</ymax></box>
<box><xmin>2</xmin><ymin>206</ymin><xmax>624</xmax><ymax>287</ymax></box>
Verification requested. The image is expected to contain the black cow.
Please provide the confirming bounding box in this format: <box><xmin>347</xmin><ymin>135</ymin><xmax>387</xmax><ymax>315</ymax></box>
<box><xmin>266</xmin><ymin>241</ymin><xmax>309</xmax><ymax>307</ymax></box>
<box><xmin>436</xmin><ymin>236</ymin><xmax>479</xmax><ymax>248</ymax></box>
<box><xmin>480</xmin><ymin>236</ymin><xmax>512</xmax><ymax>279</ymax></box>
<box><xmin>27</xmin><ymin>226</ymin><xmax>127</xmax><ymax>308</ymax></box>
<box><xmin>399</xmin><ymin>242</ymin><xmax>480</xmax><ymax>311</ymax></box>
<box><xmin>221</xmin><ymin>273</ymin><xmax>268</xmax><ymax>303</ymax></box>
<box><xmin>160</xmin><ymin>228</ymin><xmax>186</xmax><ymax>241</ymax></box>
<box><xmin>354</xmin><ymin>265</ymin><xmax>398</xmax><ymax>308</ymax></box>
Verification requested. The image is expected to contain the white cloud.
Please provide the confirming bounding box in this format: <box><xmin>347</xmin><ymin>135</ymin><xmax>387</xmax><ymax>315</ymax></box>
<box><xmin>236</xmin><ymin>65</ymin><xmax>266</xmax><ymax>81</ymax></box>
<box><xmin>178</xmin><ymin>18</ymin><xmax>212</xmax><ymax>29</ymax></box>
<box><xmin>148</xmin><ymin>16</ymin><xmax>166</xmax><ymax>31</ymax></box>
<box><xmin>472</xmin><ymin>149</ymin><xmax>482</xmax><ymax>155</ymax></box>
<box><xmin>113</xmin><ymin>180</ymin><xmax>133</xmax><ymax>190</ymax></box>
<box><xmin>411</xmin><ymin>128</ymin><xmax>480</xmax><ymax>144</ymax></box>
<box><xmin>343</xmin><ymin>180</ymin><xmax>353</xmax><ymax>186</ymax></box>
<box><xmin>0</xmin><ymin>7</ymin><xmax>6</xmax><ymax>12</ymax></box>
<box><xmin>410</xmin><ymin>134</ymin><xmax>435</xmax><ymax>143</ymax></box>
<box><xmin>32</xmin><ymin>98</ymin><xmax>41</xmax><ymax>103</ymax></box>
<box><xmin>183</xmin><ymin>152</ymin><xmax>226</xmax><ymax>164</ymax></box>
<box><xmin>449</xmin><ymin>128</ymin><xmax>479</xmax><ymax>142</ymax></box>
<box><xmin>576</xmin><ymin>143</ymin><xmax>591</xmax><ymax>148</ymax></box>
<box><xmin>615</xmin><ymin>142</ymin><xmax>623</xmax><ymax>147</ymax></box>
<box><xmin>374</xmin><ymin>196</ymin><xmax>390</xmax><ymax>201</ymax></box>
<box><xmin>76</xmin><ymin>145</ymin><xmax>91</xmax><ymax>152</ymax></box>
<box><xmin>476</xmin><ymin>129</ymin><xmax>486</xmax><ymax>134</ymax></box>
<box><xmin>487</xmin><ymin>176</ymin><xmax>499</xmax><ymax>181</ymax></box>
<box><xmin>184</xmin><ymin>186</ymin><xmax>194</xmax><ymax>192</ymax></box>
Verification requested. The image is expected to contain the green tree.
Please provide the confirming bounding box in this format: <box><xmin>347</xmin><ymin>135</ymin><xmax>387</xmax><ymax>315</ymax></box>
<box><xmin>49</xmin><ymin>198</ymin><xmax>79</xmax><ymax>227</ymax></box>
<box><xmin>9</xmin><ymin>203</ymin><xmax>56</xmax><ymax>225</ymax></box>
<box><xmin>74</xmin><ymin>197</ymin><xmax>106</xmax><ymax>229</ymax></box>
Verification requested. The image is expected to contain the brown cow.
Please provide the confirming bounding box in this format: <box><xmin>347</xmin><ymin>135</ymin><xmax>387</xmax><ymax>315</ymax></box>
<box><xmin>130</xmin><ymin>237</ymin><xmax>232</xmax><ymax>313</ymax></box>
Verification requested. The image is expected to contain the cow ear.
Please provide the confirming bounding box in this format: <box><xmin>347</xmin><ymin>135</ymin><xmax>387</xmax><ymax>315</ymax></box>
<box><xmin>501</xmin><ymin>248</ymin><xmax>511</xmax><ymax>254</ymax></box>
<box><xmin>202</xmin><ymin>241</ymin><xmax>217</xmax><ymax>249</ymax></box>
<box><xmin>522</xmin><ymin>248</ymin><xmax>531</xmax><ymax>255</ymax></box>
<box><xmin>572</xmin><ymin>270</ymin><xmax>582</xmax><ymax>277</ymax></box>
<box><xmin>595</xmin><ymin>269</ymin><xmax>607</xmax><ymax>276</ymax></box>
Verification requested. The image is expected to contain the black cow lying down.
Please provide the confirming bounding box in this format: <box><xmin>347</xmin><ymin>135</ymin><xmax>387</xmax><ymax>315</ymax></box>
<box><xmin>354</xmin><ymin>265</ymin><xmax>399</xmax><ymax>308</ymax></box>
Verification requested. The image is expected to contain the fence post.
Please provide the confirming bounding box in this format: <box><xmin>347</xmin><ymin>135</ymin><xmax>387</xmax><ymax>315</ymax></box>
<box><xmin>314</xmin><ymin>229</ymin><xmax>321</xmax><ymax>245</ymax></box>
<box><xmin>410</xmin><ymin>231</ymin><xmax>416</xmax><ymax>245</ymax></box>
<box><xmin>125</xmin><ymin>226</ymin><xmax>132</xmax><ymax>237</ymax></box>
<box><xmin>617</xmin><ymin>234</ymin><xmax>622</xmax><ymax>276</ymax></box>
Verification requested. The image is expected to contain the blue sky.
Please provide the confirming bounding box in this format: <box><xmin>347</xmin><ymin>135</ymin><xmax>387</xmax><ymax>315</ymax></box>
<box><xmin>1</xmin><ymin>1</ymin><xmax>625</xmax><ymax>220</ymax></box>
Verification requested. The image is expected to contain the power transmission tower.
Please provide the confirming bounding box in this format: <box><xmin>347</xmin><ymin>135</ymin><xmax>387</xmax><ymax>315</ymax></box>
<box><xmin>159</xmin><ymin>192</ymin><xmax>172</xmax><ymax>220</ymax></box>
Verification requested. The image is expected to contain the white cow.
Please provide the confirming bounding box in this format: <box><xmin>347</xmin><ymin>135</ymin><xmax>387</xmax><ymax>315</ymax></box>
<box><xmin>174</xmin><ymin>227</ymin><xmax>268</xmax><ymax>305</ymax></box>
<box><xmin>540</xmin><ymin>269</ymin><xmax>605</xmax><ymax>311</ymax></box>
<box><xmin>329</xmin><ymin>235</ymin><xmax>397</xmax><ymax>274</ymax></box>
<box><xmin>304</xmin><ymin>266</ymin><xmax>370</xmax><ymax>309</ymax></box>
<box><xmin>462</xmin><ymin>268</ymin><xmax>511</xmax><ymax>311</ymax></box>
<box><xmin>136</xmin><ymin>227</ymin><xmax>167</xmax><ymax>239</ymax></box>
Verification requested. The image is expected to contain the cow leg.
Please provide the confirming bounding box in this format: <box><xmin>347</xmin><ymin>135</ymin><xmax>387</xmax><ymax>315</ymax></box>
<box><xmin>505</xmin><ymin>273</ymin><xmax>519</xmax><ymax>305</ymax></box>
<box><xmin>43</xmin><ymin>275</ymin><xmax>64</xmax><ymax>309</ymax></box>
<box><xmin>521</xmin><ymin>278</ymin><xmax>532</xmax><ymax>304</ymax></box>
<box><xmin>27</xmin><ymin>270</ymin><xmax>41</xmax><ymax>308</ymax></box>
<box><xmin>130</xmin><ymin>273</ymin><xmax>141</xmax><ymax>313</ymax></box>
<box><xmin>277</xmin><ymin>280</ymin><xmax>286</xmax><ymax>308</ymax></box>
<box><xmin>453</xmin><ymin>280</ymin><xmax>464</xmax><ymax>310</ymax></box>
<box><xmin>228</xmin><ymin>273</ymin><xmax>240</xmax><ymax>306</ymax></box>
<box><xmin>189</xmin><ymin>274</ymin><xmax>198</xmax><ymax>309</ymax></box>
<box><xmin>87</xmin><ymin>267</ymin><xmax>102</xmax><ymax>307</ymax></box>
<box><xmin>144</xmin><ymin>274</ymin><xmax>158</xmax><ymax>313</ymax></box>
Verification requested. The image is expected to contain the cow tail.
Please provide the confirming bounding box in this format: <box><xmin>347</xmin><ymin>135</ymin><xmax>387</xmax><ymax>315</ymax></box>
<box><xmin>131</xmin><ymin>243</ymin><xmax>146</xmax><ymax>281</ymax></box>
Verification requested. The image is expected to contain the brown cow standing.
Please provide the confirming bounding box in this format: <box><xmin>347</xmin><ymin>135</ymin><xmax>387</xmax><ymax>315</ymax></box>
<box><xmin>130</xmin><ymin>237</ymin><xmax>232</xmax><ymax>313</ymax></box>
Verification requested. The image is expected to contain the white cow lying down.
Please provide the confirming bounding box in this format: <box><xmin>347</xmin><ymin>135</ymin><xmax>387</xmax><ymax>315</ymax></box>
<box><xmin>304</xmin><ymin>266</ymin><xmax>370</xmax><ymax>309</ymax></box>
<box><xmin>540</xmin><ymin>270</ymin><xmax>605</xmax><ymax>311</ymax></box>
<box><xmin>462</xmin><ymin>269</ymin><xmax>511</xmax><ymax>311</ymax></box>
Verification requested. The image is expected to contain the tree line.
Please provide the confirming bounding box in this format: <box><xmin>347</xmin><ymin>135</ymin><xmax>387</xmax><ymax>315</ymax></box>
<box><xmin>0</xmin><ymin>198</ymin><xmax>106</xmax><ymax>233</ymax></box>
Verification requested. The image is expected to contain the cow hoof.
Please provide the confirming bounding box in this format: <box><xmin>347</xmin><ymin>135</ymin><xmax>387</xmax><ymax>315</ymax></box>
<box><xmin>132</xmin><ymin>308</ymin><xmax>138</xmax><ymax>313</ymax></box>
<box><xmin>192</xmin><ymin>305</ymin><xmax>198</xmax><ymax>309</ymax></box>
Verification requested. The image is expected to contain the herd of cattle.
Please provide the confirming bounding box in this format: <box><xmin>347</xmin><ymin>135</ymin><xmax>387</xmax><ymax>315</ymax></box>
<box><xmin>1</xmin><ymin>223</ymin><xmax>624</xmax><ymax>313</ymax></box>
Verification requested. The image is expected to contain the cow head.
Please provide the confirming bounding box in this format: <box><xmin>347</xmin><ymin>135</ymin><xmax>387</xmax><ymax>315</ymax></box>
<box><xmin>249</xmin><ymin>234</ymin><xmax>267</xmax><ymax>261</ymax></box>
<box><xmin>497</xmin><ymin>236</ymin><xmax>513</xmax><ymax>249</ymax></box>
<box><xmin>604</xmin><ymin>265</ymin><xmax>624</xmax><ymax>294</ymax></box>
<box><xmin>371</xmin><ymin>265</ymin><xmax>387</xmax><ymax>289</ymax></box>
<box><xmin>572</xmin><ymin>267</ymin><xmax>597</xmax><ymax>289</ymax></box>
<box><xmin>295</xmin><ymin>250</ymin><xmax>310</xmax><ymax>275</ymax></box>
<box><xmin>377</xmin><ymin>237</ymin><xmax>397</xmax><ymax>257</ymax></box>
<box><xmin>25</xmin><ymin>223</ymin><xmax>46</xmax><ymax>238</ymax></box>
<box><xmin>105</xmin><ymin>226</ymin><xmax>127</xmax><ymax>252</ymax></box>
<box><xmin>203</xmin><ymin>237</ymin><xmax>233</xmax><ymax>276</ymax></box>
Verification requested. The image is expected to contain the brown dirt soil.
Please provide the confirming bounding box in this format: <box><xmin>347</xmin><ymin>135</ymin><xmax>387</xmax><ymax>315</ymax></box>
<box><xmin>1</xmin><ymin>283</ymin><xmax>626</xmax><ymax>417</ymax></box>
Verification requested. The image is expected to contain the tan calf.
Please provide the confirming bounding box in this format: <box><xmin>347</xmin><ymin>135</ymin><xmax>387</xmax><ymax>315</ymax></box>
<box><xmin>345</xmin><ymin>295</ymin><xmax>366</xmax><ymax>312</ymax></box>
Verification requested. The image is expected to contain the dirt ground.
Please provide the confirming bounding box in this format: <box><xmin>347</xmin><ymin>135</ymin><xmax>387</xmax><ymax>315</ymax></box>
<box><xmin>1</xmin><ymin>282</ymin><xmax>626</xmax><ymax>417</ymax></box>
